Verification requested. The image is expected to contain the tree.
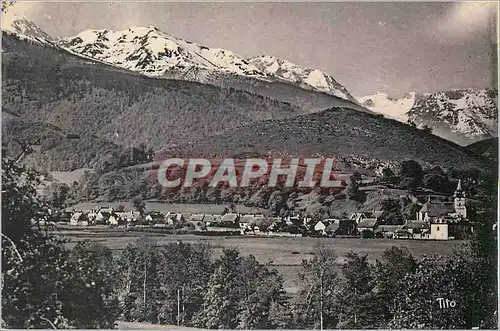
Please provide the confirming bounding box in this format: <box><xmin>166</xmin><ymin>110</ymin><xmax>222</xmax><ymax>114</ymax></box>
<box><xmin>49</xmin><ymin>182</ymin><xmax>70</xmax><ymax>210</ymax></box>
<box><xmin>115</xmin><ymin>238</ymin><xmax>162</xmax><ymax>323</ymax></box>
<box><xmin>381</xmin><ymin>167</ymin><xmax>397</xmax><ymax>185</ymax></box>
<box><xmin>390</xmin><ymin>255</ymin><xmax>469</xmax><ymax>329</ymax></box>
<box><xmin>62</xmin><ymin>241</ymin><xmax>120</xmax><ymax>328</ymax></box>
<box><xmin>423</xmin><ymin>173</ymin><xmax>451</xmax><ymax>193</ymax></box>
<box><xmin>238</xmin><ymin>256</ymin><xmax>291</xmax><ymax>329</ymax></box>
<box><xmin>421</xmin><ymin>125</ymin><xmax>433</xmax><ymax>134</ymax></box>
<box><xmin>1</xmin><ymin>156</ymin><xmax>119</xmax><ymax>328</ymax></box>
<box><xmin>294</xmin><ymin>244</ymin><xmax>338</xmax><ymax>329</ymax></box>
<box><xmin>346</xmin><ymin>171</ymin><xmax>362</xmax><ymax>201</ymax></box>
<box><xmin>131</xmin><ymin>196</ymin><xmax>146</xmax><ymax>215</ymax></box>
<box><xmin>194</xmin><ymin>248</ymin><xmax>244</xmax><ymax>329</ymax></box>
<box><xmin>336</xmin><ymin>252</ymin><xmax>377</xmax><ymax>329</ymax></box>
<box><xmin>380</xmin><ymin>198</ymin><xmax>403</xmax><ymax>224</ymax></box>
<box><xmin>156</xmin><ymin>242</ymin><xmax>214</xmax><ymax>326</ymax></box>
<box><xmin>194</xmin><ymin>248</ymin><xmax>290</xmax><ymax>329</ymax></box>
<box><xmin>399</xmin><ymin>160</ymin><xmax>423</xmax><ymax>191</ymax></box>
<box><xmin>372</xmin><ymin>246</ymin><xmax>417</xmax><ymax>326</ymax></box>
<box><xmin>116</xmin><ymin>204</ymin><xmax>125</xmax><ymax>212</ymax></box>
<box><xmin>453</xmin><ymin>206</ymin><xmax>497</xmax><ymax>328</ymax></box>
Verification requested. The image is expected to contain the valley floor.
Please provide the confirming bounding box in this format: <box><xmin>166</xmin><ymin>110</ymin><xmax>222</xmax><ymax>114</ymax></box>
<box><xmin>56</xmin><ymin>226</ymin><xmax>465</xmax><ymax>294</ymax></box>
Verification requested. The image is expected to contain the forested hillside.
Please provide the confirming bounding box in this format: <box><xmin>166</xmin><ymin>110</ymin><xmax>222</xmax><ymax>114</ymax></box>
<box><xmin>2</xmin><ymin>34</ymin><xmax>304</xmax><ymax>153</ymax></box>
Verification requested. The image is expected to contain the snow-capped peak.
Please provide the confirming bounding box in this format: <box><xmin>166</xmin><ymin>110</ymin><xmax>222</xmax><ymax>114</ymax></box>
<box><xmin>59</xmin><ymin>26</ymin><xmax>267</xmax><ymax>78</ymax></box>
<box><xmin>58</xmin><ymin>26</ymin><xmax>357</xmax><ymax>102</ymax></box>
<box><xmin>356</xmin><ymin>92</ymin><xmax>416</xmax><ymax>121</ymax></box>
<box><xmin>1</xmin><ymin>15</ymin><xmax>52</xmax><ymax>42</ymax></box>
<box><xmin>357</xmin><ymin>89</ymin><xmax>497</xmax><ymax>145</ymax></box>
<box><xmin>248</xmin><ymin>55</ymin><xmax>356</xmax><ymax>101</ymax></box>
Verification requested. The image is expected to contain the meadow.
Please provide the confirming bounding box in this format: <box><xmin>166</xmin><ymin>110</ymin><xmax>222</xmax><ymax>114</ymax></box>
<box><xmin>58</xmin><ymin>227</ymin><xmax>466</xmax><ymax>293</ymax></box>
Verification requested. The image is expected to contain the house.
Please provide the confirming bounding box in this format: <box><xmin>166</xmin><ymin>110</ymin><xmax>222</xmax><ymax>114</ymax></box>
<box><xmin>314</xmin><ymin>220</ymin><xmax>332</xmax><ymax>235</ymax></box>
<box><xmin>87</xmin><ymin>209</ymin><xmax>99</xmax><ymax>222</ymax></box>
<box><xmin>95</xmin><ymin>210</ymin><xmax>112</xmax><ymax>224</ymax></box>
<box><xmin>188</xmin><ymin>214</ymin><xmax>205</xmax><ymax>227</ymax></box>
<box><xmin>419</xmin><ymin>181</ymin><xmax>470</xmax><ymax>240</ymax></box>
<box><xmin>145</xmin><ymin>212</ymin><xmax>165</xmax><ymax>224</ymax></box>
<box><xmin>357</xmin><ymin>218</ymin><xmax>379</xmax><ymax>236</ymax></box>
<box><xmin>430</xmin><ymin>218</ymin><xmax>449</xmax><ymax>240</ymax></box>
<box><xmin>70</xmin><ymin>212</ymin><xmax>85</xmax><ymax>226</ymax></box>
<box><xmin>418</xmin><ymin>181</ymin><xmax>467</xmax><ymax>222</ymax></box>
<box><xmin>284</xmin><ymin>214</ymin><xmax>302</xmax><ymax>226</ymax></box>
<box><xmin>350</xmin><ymin>211</ymin><xmax>383</xmax><ymax>224</ymax></box>
<box><xmin>70</xmin><ymin>212</ymin><xmax>89</xmax><ymax>226</ymax></box>
<box><xmin>166</xmin><ymin>212</ymin><xmax>185</xmax><ymax>225</ymax></box>
<box><xmin>108</xmin><ymin>214</ymin><xmax>119</xmax><ymax>226</ymax></box>
<box><xmin>53</xmin><ymin>211</ymin><xmax>72</xmax><ymax>223</ymax></box>
<box><xmin>70</xmin><ymin>212</ymin><xmax>82</xmax><ymax>226</ymax></box>
<box><xmin>325</xmin><ymin>219</ymin><xmax>357</xmax><ymax>236</ymax></box>
<box><xmin>239</xmin><ymin>215</ymin><xmax>256</xmax><ymax>229</ymax></box>
<box><xmin>204</xmin><ymin>214</ymin><xmax>222</xmax><ymax>227</ymax></box>
<box><xmin>220</xmin><ymin>213</ymin><xmax>240</xmax><ymax>227</ymax></box>
<box><xmin>376</xmin><ymin>225</ymin><xmax>404</xmax><ymax>238</ymax></box>
<box><xmin>253</xmin><ymin>217</ymin><xmax>279</xmax><ymax>232</ymax></box>
<box><xmin>189</xmin><ymin>214</ymin><xmax>205</xmax><ymax>222</ymax></box>
<box><xmin>267</xmin><ymin>218</ymin><xmax>285</xmax><ymax>232</ymax></box>
<box><xmin>394</xmin><ymin>228</ymin><xmax>411</xmax><ymax>239</ymax></box>
<box><xmin>432</xmin><ymin>216</ymin><xmax>471</xmax><ymax>240</ymax></box>
<box><xmin>126</xmin><ymin>211</ymin><xmax>141</xmax><ymax>222</ymax></box>
<box><xmin>402</xmin><ymin>220</ymin><xmax>430</xmax><ymax>239</ymax></box>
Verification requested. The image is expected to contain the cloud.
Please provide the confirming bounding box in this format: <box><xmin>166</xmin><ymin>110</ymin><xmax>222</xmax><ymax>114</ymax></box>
<box><xmin>434</xmin><ymin>2</ymin><xmax>497</xmax><ymax>44</ymax></box>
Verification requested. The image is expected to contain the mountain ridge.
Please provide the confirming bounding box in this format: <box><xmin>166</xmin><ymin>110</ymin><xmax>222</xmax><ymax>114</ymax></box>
<box><xmin>357</xmin><ymin>88</ymin><xmax>498</xmax><ymax>145</ymax></box>
<box><xmin>58</xmin><ymin>25</ymin><xmax>358</xmax><ymax>103</ymax></box>
<box><xmin>178</xmin><ymin>106</ymin><xmax>481</xmax><ymax>170</ymax></box>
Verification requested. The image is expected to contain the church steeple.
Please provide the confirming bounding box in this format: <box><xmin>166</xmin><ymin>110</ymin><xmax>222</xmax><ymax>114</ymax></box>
<box><xmin>454</xmin><ymin>179</ymin><xmax>467</xmax><ymax>218</ymax></box>
<box><xmin>454</xmin><ymin>179</ymin><xmax>464</xmax><ymax>198</ymax></box>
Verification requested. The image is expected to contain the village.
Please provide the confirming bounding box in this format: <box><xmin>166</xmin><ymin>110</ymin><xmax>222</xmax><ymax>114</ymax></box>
<box><xmin>59</xmin><ymin>180</ymin><xmax>492</xmax><ymax>241</ymax></box>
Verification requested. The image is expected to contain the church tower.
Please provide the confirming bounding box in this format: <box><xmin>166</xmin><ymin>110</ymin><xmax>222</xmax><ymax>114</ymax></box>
<box><xmin>454</xmin><ymin>180</ymin><xmax>467</xmax><ymax>218</ymax></box>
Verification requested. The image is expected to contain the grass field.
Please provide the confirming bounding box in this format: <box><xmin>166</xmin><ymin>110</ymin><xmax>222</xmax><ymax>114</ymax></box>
<box><xmin>58</xmin><ymin>226</ymin><xmax>466</xmax><ymax>293</ymax></box>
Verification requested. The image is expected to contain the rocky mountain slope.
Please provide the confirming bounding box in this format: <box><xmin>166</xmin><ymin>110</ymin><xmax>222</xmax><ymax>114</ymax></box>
<box><xmin>358</xmin><ymin>89</ymin><xmax>498</xmax><ymax>145</ymax></box>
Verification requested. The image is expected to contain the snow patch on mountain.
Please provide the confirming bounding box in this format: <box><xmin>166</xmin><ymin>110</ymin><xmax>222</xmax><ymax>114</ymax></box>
<box><xmin>1</xmin><ymin>15</ymin><xmax>53</xmax><ymax>44</ymax></box>
<box><xmin>59</xmin><ymin>27</ymin><xmax>356</xmax><ymax>102</ymax></box>
<box><xmin>357</xmin><ymin>92</ymin><xmax>415</xmax><ymax>122</ymax></box>
<box><xmin>59</xmin><ymin>26</ymin><xmax>268</xmax><ymax>79</ymax></box>
<box><xmin>249</xmin><ymin>55</ymin><xmax>355</xmax><ymax>101</ymax></box>
<box><xmin>2</xmin><ymin>18</ymin><xmax>359</xmax><ymax>104</ymax></box>
<box><xmin>358</xmin><ymin>89</ymin><xmax>498</xmax><ymax>145</ymax></box>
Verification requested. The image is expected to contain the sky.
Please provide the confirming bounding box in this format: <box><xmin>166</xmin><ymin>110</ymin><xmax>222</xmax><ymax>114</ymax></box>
<box><xmin>2</xmin><ymin>1</ymin><xmax>498</xmax><ymax>97</ymax></box>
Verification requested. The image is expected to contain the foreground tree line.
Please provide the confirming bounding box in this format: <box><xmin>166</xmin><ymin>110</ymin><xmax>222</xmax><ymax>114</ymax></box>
<box><xmin>1</xmin><ymin>157</ymin><xmax>497</xmax><ymax>329</ymax></box>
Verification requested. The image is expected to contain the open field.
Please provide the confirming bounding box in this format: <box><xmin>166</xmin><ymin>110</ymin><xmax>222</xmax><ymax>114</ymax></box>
<box><xmin>57</xmin><ymin>226</ymin><xmax>466</xmax><ymax>293</ymax></box>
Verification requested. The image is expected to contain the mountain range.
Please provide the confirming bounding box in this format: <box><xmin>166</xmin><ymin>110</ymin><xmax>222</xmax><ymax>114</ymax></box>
<box><xmin>358</xmin><ymin>89</ymin><xmax>497</xmax><ymax>145</ymax></box>
<box><xmin>4</xmin><ymin>15</ymin><xmax>497</xmax><ymax>146</ymax></box>
<box><xmin>0</xmin><ymin>15</ymin><xmax>494</xmax><ymax>175</ymax></box>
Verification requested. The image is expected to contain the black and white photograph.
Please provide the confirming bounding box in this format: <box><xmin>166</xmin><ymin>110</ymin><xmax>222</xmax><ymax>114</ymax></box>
<box><xmin>1</xmin><ymin>1</ymin><xmax>498</xmax><ymax>329</ymax></box>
